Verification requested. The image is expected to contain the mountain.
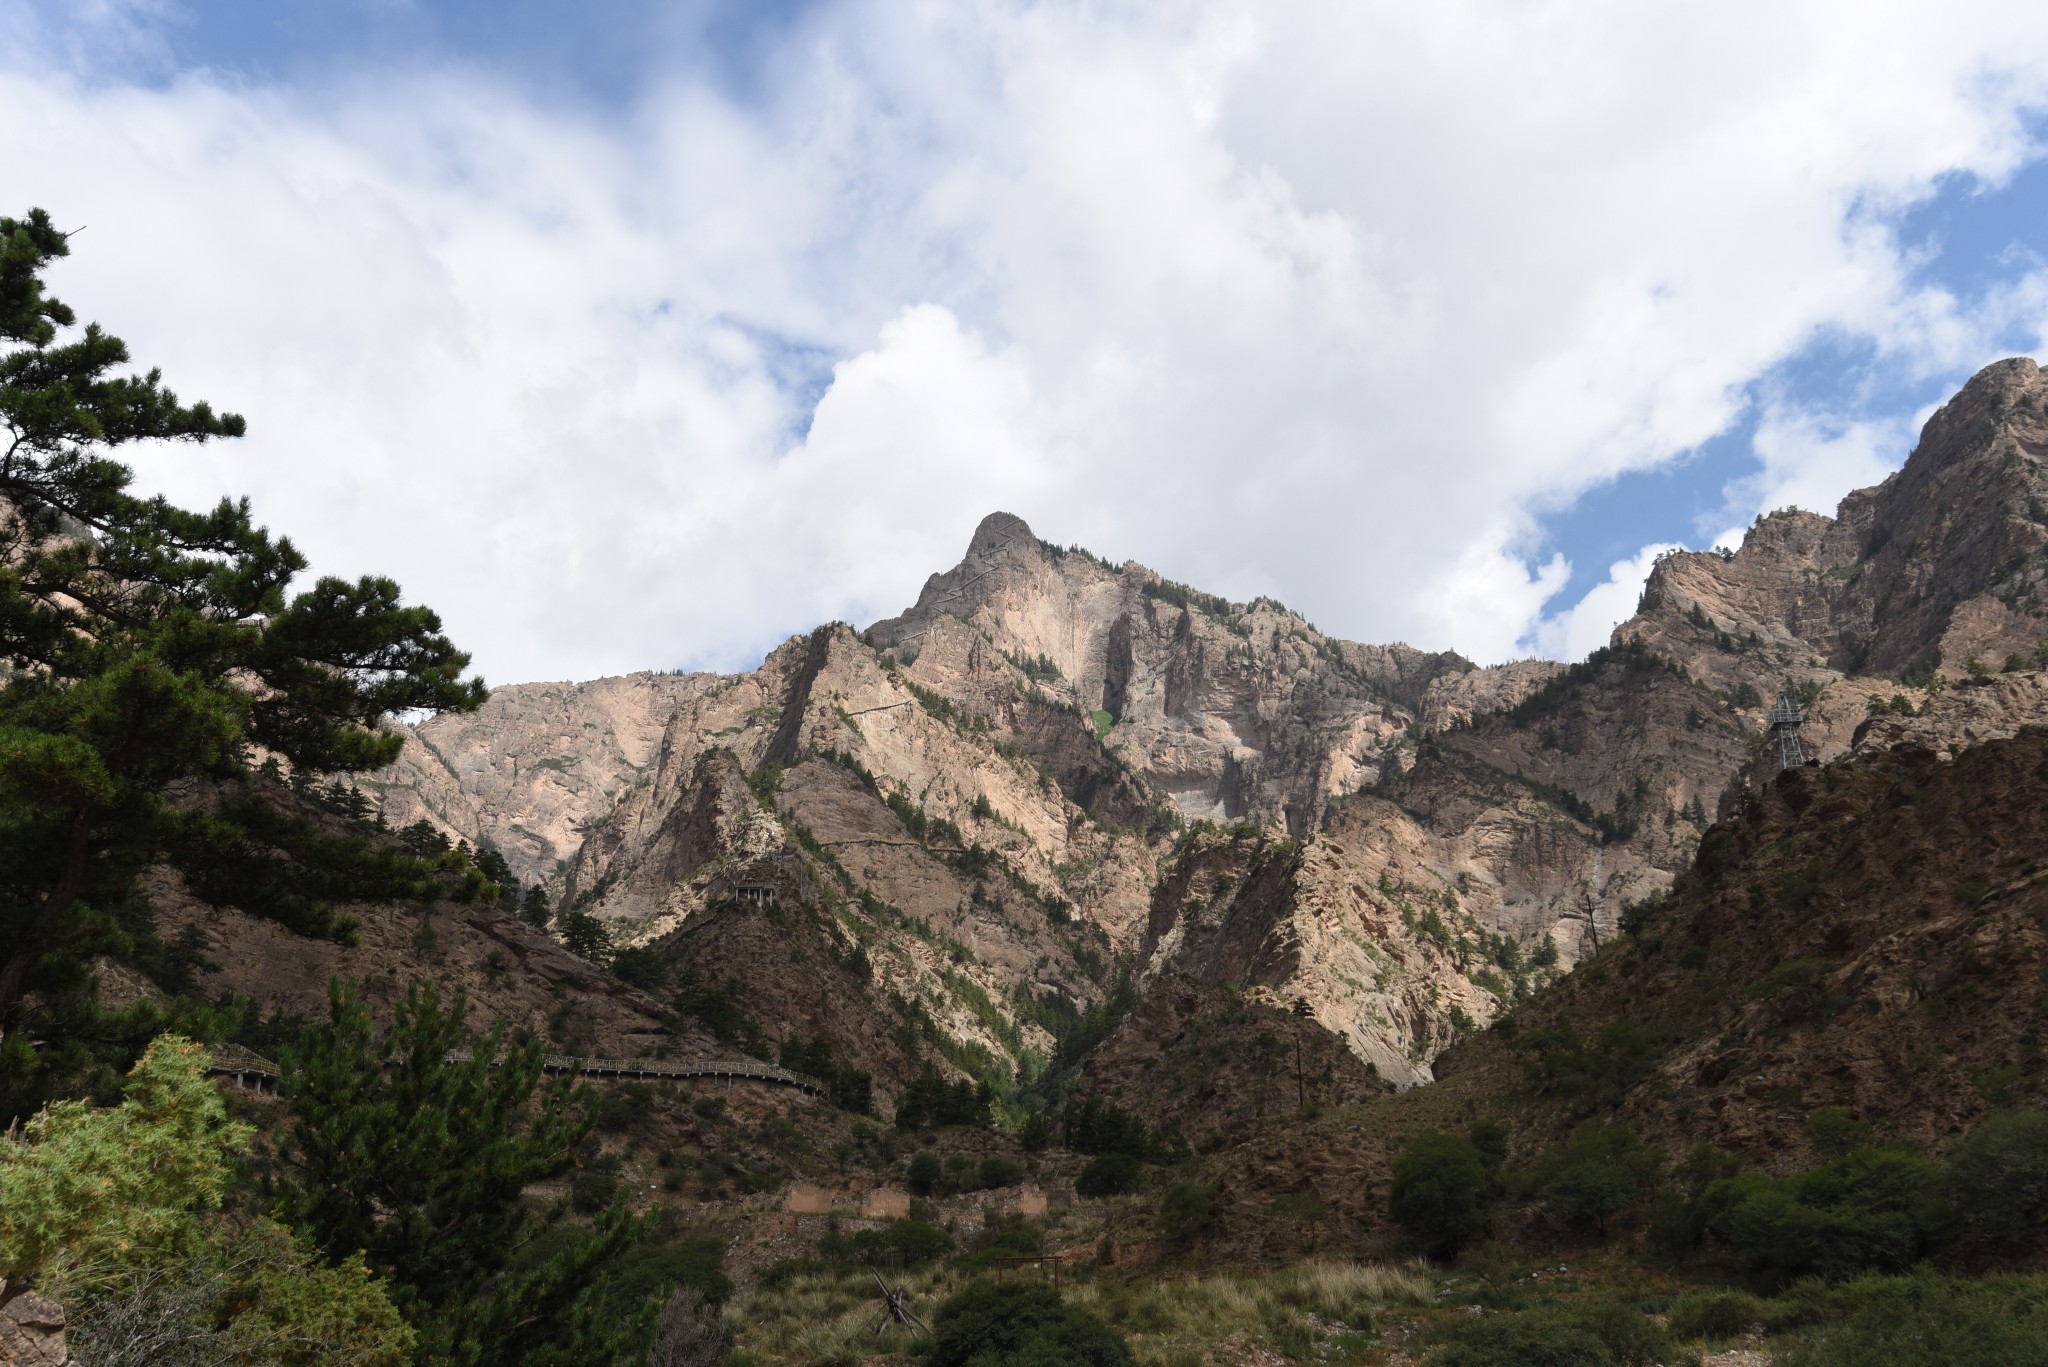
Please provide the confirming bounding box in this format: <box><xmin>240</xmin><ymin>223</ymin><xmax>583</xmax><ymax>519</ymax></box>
<box><xmin>359</xmin><ymin>357</ymin><xmax>2048</xmax><ymax>1096</ymax></box>
<box><xmin>1063</xmin><ymin>691</ymin><xmax>2048</xmax><ymax>1263</ymax></box>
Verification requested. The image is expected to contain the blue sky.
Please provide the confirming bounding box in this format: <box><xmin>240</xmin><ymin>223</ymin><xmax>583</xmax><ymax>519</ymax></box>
<box><xmin>105</xmin><ymin>1</ymin><xmax>821</xmax><ymax>105</ymax></box>
<box><xmin>1538</xmin><ymin>146</ymin><xmax>2048</xmax><ymax>616</ymax></box>
<box><xmin>5</xmin><ymin>2</ymin><xmax>2048</xmax><ymax>681</ymax></box>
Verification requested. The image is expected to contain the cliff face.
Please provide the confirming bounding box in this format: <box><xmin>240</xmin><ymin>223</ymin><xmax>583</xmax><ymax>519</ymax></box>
<box><xmin>367</xmin><ymin>671</ymin><xmax>709</xmax><ymax>886</ymax></box>
<box><xmin>360</xmin><ymin>357</ymin><xmax>2048</xmax><ymax>1094</ymax></box>
<box><xmin>867</xmin><ymin>513</ymin><xmax>1469</xmax><ymax>835</ymax></box>
<box><xmin>1628</xmin><ymin>356</ymin><xmax>2048</xmax><ymax>687</ymax></box>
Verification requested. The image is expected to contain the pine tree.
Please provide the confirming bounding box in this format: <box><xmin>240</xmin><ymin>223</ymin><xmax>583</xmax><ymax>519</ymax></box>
<box><xmin>473</xmin><ymin>840</ymin><xmax>514</xmax><ymax>896</ymax></box>
<box><xmin>0</xmin><ymin>209</ymin><xmax>486</xmax><ymax>1109</ymax></box>
<box><xmin>278</xmin><ymin>980</ymin><xmax>646</xmax><ymax>1366</ymax></box>
<box><xmin>518</xmin><ymin>883</ymin><xmax>555</xmax><ymax>930</ymax></box>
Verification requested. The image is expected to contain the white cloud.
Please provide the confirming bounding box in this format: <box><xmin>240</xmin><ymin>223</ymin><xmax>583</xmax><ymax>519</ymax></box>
<box><xmin>1530</xmin><ymin>543</ymin><xmax>1684</xmax><ymax>663</ymax></box>
<box><xmin>1737</xmin><ymin>409</ymin><xmax>1916</xmax><ymax>525</ymax></box>
<box><xmin>4</xmin><ymin>3</ymin><xmax>2048</xmax><ymax>680</ymax></box>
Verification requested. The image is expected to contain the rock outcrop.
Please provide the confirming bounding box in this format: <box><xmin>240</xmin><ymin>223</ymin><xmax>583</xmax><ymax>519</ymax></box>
<box><xmin>0</xmin><ymin>1293</ymin><xmax>68</xmax><ymax>1367</ymax></box>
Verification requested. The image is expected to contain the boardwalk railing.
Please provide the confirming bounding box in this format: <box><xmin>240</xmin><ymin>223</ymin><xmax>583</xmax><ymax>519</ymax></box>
<box><xmin>205</xmin><ymin>1046</ymin><xmax>825</xmax><ymax>1098</ymax></box>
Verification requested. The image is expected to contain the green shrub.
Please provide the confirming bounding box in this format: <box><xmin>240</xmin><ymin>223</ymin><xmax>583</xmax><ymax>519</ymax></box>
<box><xmin>1646</xmin><ymin>1142</ymin><xmax>1742</xmax><ymax>1261</ymax></box>
<box><xmin>1429</xmin><ymin>1310</ymin><xmax>1613</xmax><ymax>1367</ymax></box>
<box><xmin>1666</xmin><ymin>1290</ymin><xmax>1771</xmax><ymax>1341</ymax></box>
<box><xmin>1527</xmin><ymin>1123</ymin><xmax>1663</xmax><ymax>1234</ymax></box>
<box><xmin>1156</xmin><ymin>1181</ymin><xmax>1216</xmax><ymax>1241</ymax></box>
<box><xmin>1431</xmin><ymin>1304</ymin><xmax>1692</xmax><ymax>1367</ymax></box>
<box><xmin>1701</xmin><ymin>1147</ymin><xmax>1946</xmax><ymax>1285</ymax></box>
<box><xmin>1389</xmin><ymin>1132</ymin><xmax>1490</xmax><ymax>1257</ymax></box>
<box><xmin>978</xmin><ymin>1157</ymin><xmax>1024</xmax><ymax>1190</ymax></box>
<box><xmin>1803</xmin><ymin>1107</ymin><xmax>1873</xmax><ymax>1159</ymax></box>
<box><xmin>608</xmin><ymin>946</ymin><xmax>667</xmax><ymax>991</ymax></box>
<box><xmin>907</xmin><ymin>1152</ymin><xmax>942</xmax><ymax>1196</ymax></box>
<box><xmin>822</xmin><ymin>1217</ymin><xmax>956</xmax><ymax>1270</ymax></box>
<box><xmin>1522</xmin><ymin>1022</ymin><xmax>1667</xmax><ymax>1114</ymax></box>
<box><xmin>850</xmin><ymin>1218</ymin><xmax>955</xmax><ymax>1269</ymax></box>
<box><xmin>599</xmin><ymin>1231</ymin><xmax>733</xmax><ymax>1310</ymax></box>
<box><xmin>1566</xmin><ymin>1301</ymin><xmax>1693</xmax><ymax>1367</ymax></box>
<box><xmin>1075</xmin><ymin>1153</ymin><xmax>1146</xmax><ymax>1197</ymax></box>
<box><xmin>920</xmin><ymin>1280</ymin><xmax>1135</xmax><ymax>1367</ymax></box>
<box><xmin>593</xmin><ymin>1083</ymin><xmax>654</xmax><ymax>1133</ymax></box>
<box><xmin>966</xmin><ymin>1215</ymin><xmax>1043</xmax><ymax>1264</ymax></box>
<box><xmin>1018</xmin><ymin>1113</ymin><xmax>1054</xmax><ymax>1152</ymax></box>
<box><xmin>1775</xmin><ymin>1271</ymin><xmax>2048</xmax><ymax>1367</ymax></box>
<box><xmin>1944</xmin><ymin>1108</ymin><xmax>2048</xmax><ymax>1254</ymax></box>
<box><xmin>570</xmin><ymin>1170</ymin><xmax>619</xmax><ymax>1214</ymax></box>
<box><xmin>0</xmin><ymin>1035</ymin><xmax>250</xmax><ymax>1279</ymax></box>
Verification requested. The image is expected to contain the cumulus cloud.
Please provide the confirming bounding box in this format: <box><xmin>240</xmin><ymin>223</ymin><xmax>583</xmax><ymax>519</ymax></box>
<box><xmin>4</xmin><ymin>3</ymin><xmax>2048</xmax><ymax>680</ymax></box>
<box><xmin>1530</xmin><ymin>543</ymin><xmax>1685</xmax><ymax>664</ymax></box>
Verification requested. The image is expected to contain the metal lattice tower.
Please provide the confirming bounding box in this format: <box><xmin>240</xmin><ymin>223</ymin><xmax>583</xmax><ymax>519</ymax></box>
<box><xmin>1767</xmin><ymin>684</ymin><xmax>1807</xmax><ymax>771</ymax></box>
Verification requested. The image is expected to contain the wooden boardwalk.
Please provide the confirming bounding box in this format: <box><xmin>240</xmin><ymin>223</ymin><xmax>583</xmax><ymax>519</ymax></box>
<box><xmin>205</xmin><ymin>1045</ymin><xmax>825</xmax><ymax>1098</ymax></box>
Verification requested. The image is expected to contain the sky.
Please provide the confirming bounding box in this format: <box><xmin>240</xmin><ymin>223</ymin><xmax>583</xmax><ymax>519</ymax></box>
<box><xmin>4</xmin><ymin>2</ymin><xmax>2048</xmax><ymax>685</ymax></box>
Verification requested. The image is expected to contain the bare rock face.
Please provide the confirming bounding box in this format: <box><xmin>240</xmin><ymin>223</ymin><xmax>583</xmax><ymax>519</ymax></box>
<box><xmin>868</xmin><ymin>512</ymin><xmax>1469</xmax><ymax>835</ymax></box>
<box><xmin>367</xmin><ymin>671</ymin><xmax>709</xmax><ymax>886</ymax></box>
<box><xmin>1629</xmin><ymin>357</ymin><xmax>2048</xmax><ymax>689</ymax></box>
<box><xmin>1845</xmin><ymin>669</ymin><xmax>2048</xmax><ymax>760</ymax></box>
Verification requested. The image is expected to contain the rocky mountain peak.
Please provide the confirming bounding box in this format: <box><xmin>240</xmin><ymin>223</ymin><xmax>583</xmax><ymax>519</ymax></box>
<box><xmin>1619</xmin><ymin>356</ymin><xmax>2048</xmax><ymax>689</ymax></box>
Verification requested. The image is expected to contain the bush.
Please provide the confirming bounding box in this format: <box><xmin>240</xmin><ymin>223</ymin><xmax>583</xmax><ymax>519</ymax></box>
<box><xmin>920</xmin><ymin>1280</ymin><xmax>1135</xmax><ymax>1367</ymax></box>
<box><xmin>600</xmin><ymin>1231</ymin><xmax>733</xmax><ymax>1311</ymax></box>
<box><xmin>1431</xmin><ymin>1304</ymin><xmax>1692</xmax><ymax>1367</ymax></box>
<box><xmin>907</xmin><ymin>1152</ymin><xmax>942</xmax><ymax>1196</ymax></box>
<box><xmin>1775</xmin><ymin>1271</ymin><xmax>2048</xmax><ymax>1367</ymax></box>
<box><xmin>1701</xmin><ymin>1147</ymin><xmax>1946</xmax><ymax>1285</ymax></box>
<box><xmin>1646</xmin><ymin>1142</ymin><xmax>1742</xmax><ymax>1261</ymax></box>
<box><xmin>570</xmin><ymin>1170</ymin><xmax>620</xmax><ymax>1214</ymax></box>
<box><xmin>1429</xmin><ymin>1310</ymin><xmax>1613</xmax><ymax>1367</ymax></box>
<box><xmin>1666</xmin><ymin>1290</ymin><xmax>1772</xmax><ymax>1341</ymax></box>
<box><xmin>609</xmin><ymin>946</ymin><xmax>668</xmax><ymax>992</ymax></box>
<box><xmin>1018</xmin><ymin>1113</ymin><xmax>1054</xmax><ymax>1152</ymax></box>
<box><xmin>778</xmin><ymin>1037</ymin><xmax>874</xmax><ymax>1115</ymax></box>
<box><xmin>966</xmin><ymin>1215</ymin><xmax>1043</xmax><ymax>1264</ymax></box>
<box><xmin>978</xmin><ymin>1157</ymin><xmax>1024</xmax><ymax>1190</ymax></box>
<box><xmin>1388</xmin><ymin>1132</ymin><xmax>1490</xmax><ymax>1257</ymax></box>
<box><xmin>1155</xmin><ymin>1181</ymin><xmax>1216</xmax><ymax>1241</ymax></box>
<box><xmin>1075</xmin><ymin>1153</ymin><xmax>1146</xmax><ymax>1197</ymax></box>
<box><xmin>594</xmin><ymin>1083</ymin><xmax>654</xmax><ymax>1133</ymax></box>
<box><xmin>66</xmin><ymin>1216</ymin><xmax>415</xmax><ymax>1367</ymax></box>
<box><xmin>1528</xmin><ymin>1123</ymin><xmax>1662</xmax><ymax>1234</ymax></box>
<box><xmin>1803</xmin><ymin>1107</ymin><xmax>1872</xmax><ymax>1159</ymax></box>
<box><xmin>1944</xmin><ymin>1108</ymin><xmax>2048</xmax><ymax>1255</ymax></box>
<box><xmin>1567</xmin><ymin>1301</ymin><xmax>1693</xmax><ymax>1367</ymax></box>
<box><xmin>849</xmin><ymin>1218</ymin><xmax>954</xmax><ymax>1269</ymax></box>
<box><xmin>0</xmin><ymin>1035</ymin><xmax>250</xmax><ymax>1279</ymax></box>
